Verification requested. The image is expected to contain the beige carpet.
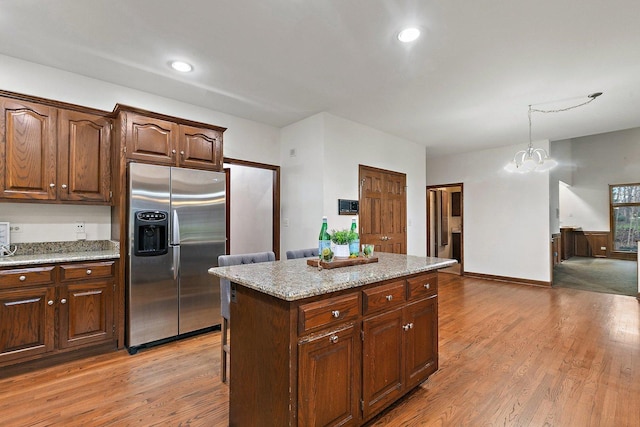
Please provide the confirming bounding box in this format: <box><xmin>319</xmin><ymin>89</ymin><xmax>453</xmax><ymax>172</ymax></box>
<box><xmin>553</xmin><ymin>256</ymin><xmax>637</xmax><ymax>296</ymax></box>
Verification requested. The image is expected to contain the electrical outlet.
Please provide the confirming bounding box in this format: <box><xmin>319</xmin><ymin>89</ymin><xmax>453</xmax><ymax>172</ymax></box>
<box><xmin>75</xmin><ymin>221</ymin><xmax>85</xmax><ymax>232</ymax></box>
<box><xmin>10</xmin><ymin>224</ymin><xmax>23</xmax><ymax>233</ymax></box>
<box><xmin>600</xmin><ymin>246</ymin><xmax>606</xmax><ymax>251</ymax></box>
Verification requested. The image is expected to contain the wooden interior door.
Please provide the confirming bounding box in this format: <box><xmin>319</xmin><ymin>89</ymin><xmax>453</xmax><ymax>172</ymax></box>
<box><xmin>359</xmin><ymin>165</ymin><xmax>407</xmax><ymax>254</ymax></box>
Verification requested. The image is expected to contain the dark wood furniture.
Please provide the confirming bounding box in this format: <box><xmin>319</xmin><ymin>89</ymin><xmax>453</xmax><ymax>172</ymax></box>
<box><xmin>116</xmin><ymin>108</ymin><xmax>224</xmax><ymax>171</ymax></box>
<box><xmin>451</xmin><ymin>191</ymin><xmax>461</xmax><ymax>217</ymax></box>
<box><xmin>452</xmin><ymin>231</ymin><xmax>461</xmax><ymax>263</ymax></box>
<box><xmin>560</xmin><ymin>227</ymin><xmax>610</xmax><ymax>260</ymax></box>
<box><xmin>229</xmin><ymin>270</ymin><xmax>439</xmax><ymax>426</ymax></box>
<box><xmin>0</xmin><ymin>260</ymin><xmax>118</xmax><ymax>367</ymax></box>
<box><xmin>0</xmin><ymin>95</ymin><xmax>112</xmax><ymax>204</ymax></box>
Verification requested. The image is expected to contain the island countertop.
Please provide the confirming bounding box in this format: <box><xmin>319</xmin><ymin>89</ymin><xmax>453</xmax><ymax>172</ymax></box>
<box><xmin>208</xmin><ymin>252</ymin><xmax>456</xmax><ymax>301</ymax></box>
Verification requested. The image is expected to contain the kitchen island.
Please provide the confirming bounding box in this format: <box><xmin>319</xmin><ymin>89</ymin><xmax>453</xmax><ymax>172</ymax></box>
<box><xmin>208</xmin><ymin>252</ymin><xmax>456</xmax><ymax>427</ymax></box>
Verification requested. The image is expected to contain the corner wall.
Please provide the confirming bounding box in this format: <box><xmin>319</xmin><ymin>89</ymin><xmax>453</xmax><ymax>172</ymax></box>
<box><xmin>557</xmin><ymin>128</ymin><xmax>640</xmax><ymax>231</ymax></box>
<box><xmin>280</xmin><ymin>113</ymin><xmax>427</xmax><ymax>257</ymax></box>
<box><xmin>427</xmin><ymin>142</ymin><xmax>552</xmax><ymax>282</ymax></box>
<box><xmin>0</xmin><ymin>54</ymin><xmax>280</xmax><ymax>245</ymax></box>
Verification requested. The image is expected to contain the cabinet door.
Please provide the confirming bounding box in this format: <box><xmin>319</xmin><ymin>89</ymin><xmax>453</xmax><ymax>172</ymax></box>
<box><xmin>124</xmin><ymin>112</ymin><xmax>179</xmax><ymax>165</ymax></box>
<box><xmin>58</xmin><ymin>110</ymin><xmax>112</xmax><ymax>203</ymax></box>
<box><xmin>0</xmin><ymin>98</ymin><xmax>57</xmax><ymax>200</ymax></box>
<box><xmin>298</xmin><ymin>324</ymin><xmax>360</xmax><ymax>427</ymax></box>
<box><xmin>178</xmin><ymin>125</ymin><xmax>223</xmax><ymax>171</ymax></box>
<box><xmin>362</xmin><ymin>307</ymin><xmax>404</xmax><ymax>420</ymax></box>
<box><xmin>0</xmin><ymin>286</ymin><xmax>56</xmax><ymax>363</ymax></box>
<box><xmin>404</xmin><ymin>296</ymin><xmax>438</xmax><ymax>390</ymax></box>
<box><xmin>58</xmin><ymin>280</ymin><xmax>114</xmax><ymax>349</ymax></box>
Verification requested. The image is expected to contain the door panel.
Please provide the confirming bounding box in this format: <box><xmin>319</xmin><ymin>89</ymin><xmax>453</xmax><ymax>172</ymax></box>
<box><xmin>359</xmin><ymin>165</ymin><xmax>406</xmax><ymax>254</ymax></box>
<box><xmin>171</xmin><ymin>167</ymin><xmax>226</xmax><ymax>334</ymax></box>
<box><xmin>362</xmin><ymin>308</ymin><xmax>404</xmax><ymax>419</ymax></box>
<box><xmin>128</xmin><ymin>163</ymin><xmax>177</xmax><ymax>347</ymax></box>
<box><xmin>0</xmin><ymin>98</ymin><xmax>56</xmax><ymax>200</ymax></box>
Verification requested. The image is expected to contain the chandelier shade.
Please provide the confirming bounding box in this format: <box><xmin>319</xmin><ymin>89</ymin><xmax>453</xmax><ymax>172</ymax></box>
<box><xmin>505</xmin><ymin>92</ymin><xmax>602</xmax><ymax>173</ymax></box>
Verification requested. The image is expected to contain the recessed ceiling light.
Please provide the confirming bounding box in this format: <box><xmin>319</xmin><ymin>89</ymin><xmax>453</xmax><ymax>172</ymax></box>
<box><xmin>170</xmin><ymin>61</ymin><xmax>193</xmax><ymax>72</ymax></box>
<box><xmin>398</xmin><ymin>27</ymin><xmax>420</xmax><ymax>43</ymax></box>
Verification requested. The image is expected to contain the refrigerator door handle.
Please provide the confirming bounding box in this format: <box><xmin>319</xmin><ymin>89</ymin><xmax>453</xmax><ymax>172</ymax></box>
<box><xmin>172</xmin><ymin>245</ymin><xmax>180</xmax><ymax>281</ymax></box>
<box><xmin>171</xmin><ymin>209</ymin><xmax>181</xmax><ymax>246</ymax></box>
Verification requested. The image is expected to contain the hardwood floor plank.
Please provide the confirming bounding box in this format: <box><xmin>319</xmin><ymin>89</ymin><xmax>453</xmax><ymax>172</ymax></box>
<box><xmin>1</xmin><ymin>274</ymin><xmax>638</xmax><ymax>426</ymax></box>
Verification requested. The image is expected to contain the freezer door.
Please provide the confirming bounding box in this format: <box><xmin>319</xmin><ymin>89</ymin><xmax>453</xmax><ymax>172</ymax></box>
<box><xmin>171</xmin><ymin>167</ymin><xmax>225</xmax><ymax>334</ymax></box>
<box><xmin>128</xmin><ymin>163</ymin><xmax>178</xmax><ymax>347</ymax></box>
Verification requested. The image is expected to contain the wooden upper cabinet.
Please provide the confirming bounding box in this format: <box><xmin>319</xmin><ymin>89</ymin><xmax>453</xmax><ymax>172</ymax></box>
<box><xmin>124</xmin><ymin>112</ymin><xmax>179</xmax><ymax>166</ymax></box>
<box><xmin>178</xmin><ymin>125</ymin><xmax>223</xmax><ymax>170</ymax></box>
<box><xmin>58</xmin><ymin>110</ymin><xmax>112</xmax><ymax>203</ymax></box>
<box><xmin>0</xmin><ymin>95</ymin><xmax>112</xmax><ymax>204</ymax></box>
<box><xmin>121</xmin><ymin>110</ymin><xmax>224</xmax><ymax>171</ymax></box>
<box><xmin>0</xmin><ymin>97</ymin><xmax>57</xmax><ymax>200</ymax></box>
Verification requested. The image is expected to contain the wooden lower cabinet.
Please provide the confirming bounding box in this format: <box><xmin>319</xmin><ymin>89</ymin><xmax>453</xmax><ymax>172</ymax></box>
<box><xmin>0</xmin><ymin>260</ymin><xmax>117</xmax><ymax>366</ymax></box>
<box><xmin>0</xmin><ymin>285</ymin><xmax>56</xmax><ymax>363</ymax></box>
<box><xmin>362</xmin><ymin>307</ymin><xmax>405</xmax><ymax>419</ymax></box>
<box><xmin>298</xmin><ymin>324</ymin><xmax>360</xmax><ymax>427</ymax></box>
<box><xmin>230</xmin><ymin>271</ymin><xmax>438</xmax><ymax>426</ymax></box>
<box><xmin>59</xmin><ymin>279</ymin><xmax>114</xmax><ymax>349</ymax></box>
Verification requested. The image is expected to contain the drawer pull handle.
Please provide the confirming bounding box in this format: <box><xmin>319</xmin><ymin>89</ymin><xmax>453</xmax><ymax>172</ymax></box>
<box><xmin>424</xmin><ymin>283</ymin><xmax>430</xmax><ymax>290</ymax></box>
<box><xmin>386</xmin><ymin>295</ymin><xmax>393</xmax><ymax>301</ymax></box>
<box><xmin>86</xmin><ymin>269</ymin><xmax>92</xmax><ymax>275</ymax></box>
<box><xmin>180</xmin><ymin>150</ymin><xmax>185</xmax><ymax>156</ymax></box>
<box><xmin>331</xmin><ymin>310</ymin><xmax>340</xmax><ymax>318</ymax></box>
<box><xmin>172</xmin><ymin>149</ymin><xmax>177</xmax><ymax>154</ymax></box>
<box><xmin>19</xmin><ymin>275</ymin><xmax>26</xmax><ymax>282</ymax></box>
<box><xmin>329</xmin><ymin>335</ymin><xmax>339</xmax><ymax>344</ymax></box>
<box><xmin>61</xmin><ymin>184</ymin><xmax>68</xmax><ymax>189</ymax></box>
<box><xmin>49</xmin><ymin>183</ymin><xmax>56</xmax><ymax>188</ymax></box>
<box><xmin>60</xmin><ymin>299</ymin><xmax>67</xmax><ymax>304</ymax></box>
<box><xmin>48</xmin><ymin>300</ymin><xmax>54</xmax><ymax>306</ymax></box>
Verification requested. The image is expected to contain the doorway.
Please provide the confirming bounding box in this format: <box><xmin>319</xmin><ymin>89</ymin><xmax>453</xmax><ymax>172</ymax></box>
<box><xmin>358</xmin><ymin>165</ymin><xmax>407</xmax><ymax>254</ymax></box>
<box><xmin>223</xmin><ymin>158</ymin><xmax>281</xmax><ymax>259</ymax></box>
<box><xmin>427</xmin><ymin>184</ymin><xmax>463</xmax><ymax>275</ymax></box>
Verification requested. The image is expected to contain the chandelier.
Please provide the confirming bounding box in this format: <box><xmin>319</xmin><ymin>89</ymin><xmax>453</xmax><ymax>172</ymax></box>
<box><xmin>505</xmin><ymin>92</ymin><xmax>603</xmax><ymax>173</ymax></box>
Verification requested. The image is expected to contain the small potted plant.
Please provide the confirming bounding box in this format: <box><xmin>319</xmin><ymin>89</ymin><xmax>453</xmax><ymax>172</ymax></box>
<box><xmin>330</xmin><ymin>229</ymin><xmax>353</xmax><ymax>259</ymax></box>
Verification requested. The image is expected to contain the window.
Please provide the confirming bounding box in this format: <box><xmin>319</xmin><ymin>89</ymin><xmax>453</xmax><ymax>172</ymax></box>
<box><xmin>610</xmin><ymin>184</ymin><xmax>640</xmax><ymax>253</ymax></box>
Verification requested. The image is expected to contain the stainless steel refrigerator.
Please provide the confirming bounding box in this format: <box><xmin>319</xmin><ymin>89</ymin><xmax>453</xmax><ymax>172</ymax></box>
<box><xmin>127</xmin><ymin>162</ymin><xmax>225</xmax><ymax>352</ymax></box>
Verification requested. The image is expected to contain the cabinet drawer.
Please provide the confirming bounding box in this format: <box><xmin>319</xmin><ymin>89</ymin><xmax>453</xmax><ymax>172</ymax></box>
<box><xmin>299</xmin><ymin>293</ymin><xmax>360</xmax><ymax>335</ymax></box>
<box><xmin>362</xmin><ymin>280</ymin><xmax>406</xmax><ymax>316</ymax></box>
<box><xmin>406</xmin><ymin>273</ymin><xmax>438</xmax><ymax>301</ymax></box>
<box><xmin>59</xmin><ymin>261</ymin><xmax>115</xmax><ymax>282</ymax></box>
<box><xmin>0</xmin><ymin>266</ymin><xmax>56</xmax><ymax>288</ymax></box>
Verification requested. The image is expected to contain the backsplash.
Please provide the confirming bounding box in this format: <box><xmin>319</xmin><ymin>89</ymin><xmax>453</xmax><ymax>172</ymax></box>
<box><xmin>11</xmin><ymin>240</ymin><xmax>119</xmax><ymax>256</ymax></box>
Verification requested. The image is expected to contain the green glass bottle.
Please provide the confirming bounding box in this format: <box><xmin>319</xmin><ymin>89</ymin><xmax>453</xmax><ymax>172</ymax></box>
<box><xmin>318</xmin><ymin>216</ymin><xmax>331</xmax><ymax>260</ymax></box>
<box><xmin>349</xmin><ymin>217</ymin><xmax>360</xmax><ymax>256</ymax></box>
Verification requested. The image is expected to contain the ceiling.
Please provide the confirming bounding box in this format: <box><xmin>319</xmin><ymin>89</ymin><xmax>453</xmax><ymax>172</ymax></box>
<box><xmin>2</xmin><ymin>0</ymin><xmax>639</xmax><ymax>157</ymax></box>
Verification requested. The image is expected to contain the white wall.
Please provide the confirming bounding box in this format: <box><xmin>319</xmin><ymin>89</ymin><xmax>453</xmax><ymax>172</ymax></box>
<box><xmin>557</xmin><ymin>128</ymin><xmax>640</xmax><ymax>231</ymax></box>
<box><xmin>280</xmin><ymin>113</ymin><xmax>427</xmax><ymax>257</ymax></box>
<box><xmin>0</xmin><ymin>54</ymin><xmax>280</xmax><ymax>245</ymax></box>
<box><xmin>549</xmin><ymin>139</ymin><xmax>573</xmax><ymax>234</ymax></box>
<box><xmin>427</xmin><ymin>142</ymin><xmax>552</xmax><ymax>283</ymax></box>
<box><xmin>0</xmin><ymin>203</ymin><xmax>111</xmax><ymax>243</ymax></box>
<box><xmin>279</xmin><ymin>114</ymin><xmax>326</xmax><ymax>253</ymax></box>
<box><xmin>227</xmin><ymin>164</ymin><xmax>273</xmax><ymax>254</ymax></box>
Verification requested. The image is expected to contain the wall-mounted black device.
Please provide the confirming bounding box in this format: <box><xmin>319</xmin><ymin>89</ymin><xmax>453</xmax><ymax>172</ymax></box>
<box><xmin>133</xmin><ymin>210</ymin><xmax>168</xmax><ymax>256</ymax></box>
<box><xmin>338</xmin><ymin>199</ymin><xmax>359</xmax><ymax>215</ymax></box>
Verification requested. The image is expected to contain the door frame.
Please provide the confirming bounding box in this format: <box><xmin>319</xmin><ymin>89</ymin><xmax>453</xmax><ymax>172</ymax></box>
<box><xmin>223</xmin><ymin>157</ymin><xmax>281</xmax><ymax>260</ymax></box>
<box><xmin>426</xmin><ymin>183</ymin><xmax>463</xmax><ymax>273</ymax></box>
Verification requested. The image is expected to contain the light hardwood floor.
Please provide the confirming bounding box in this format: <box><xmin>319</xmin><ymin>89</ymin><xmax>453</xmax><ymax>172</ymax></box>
<box><xmin>1</xmin><ymin>274</ymin><xmax>638</xmax><ymax>426</ymax></box>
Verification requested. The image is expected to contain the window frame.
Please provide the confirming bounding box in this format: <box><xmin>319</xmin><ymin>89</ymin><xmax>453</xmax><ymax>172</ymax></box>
<box><xmin>609</xmin><ymin>182</ymin><xmax>640</xmax><ymax>259</ymax></box>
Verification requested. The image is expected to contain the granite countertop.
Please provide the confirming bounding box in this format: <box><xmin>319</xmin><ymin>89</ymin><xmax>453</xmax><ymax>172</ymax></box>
<box><xmin>208</xmin><ymin>252</ymin><xmax>456</xmax><ymax>301</ymax></box>
<box><xmin>0</xmin><ymin>240</ymin><xmax>120</xmax><ymax>267</ymax></box>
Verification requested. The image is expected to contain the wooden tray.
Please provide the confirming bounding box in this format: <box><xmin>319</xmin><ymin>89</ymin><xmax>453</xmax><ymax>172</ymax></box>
<box><xmin>306</xmin><ymin>256</ymin><xmax>378</xmax><ymax>269</ymax></box>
